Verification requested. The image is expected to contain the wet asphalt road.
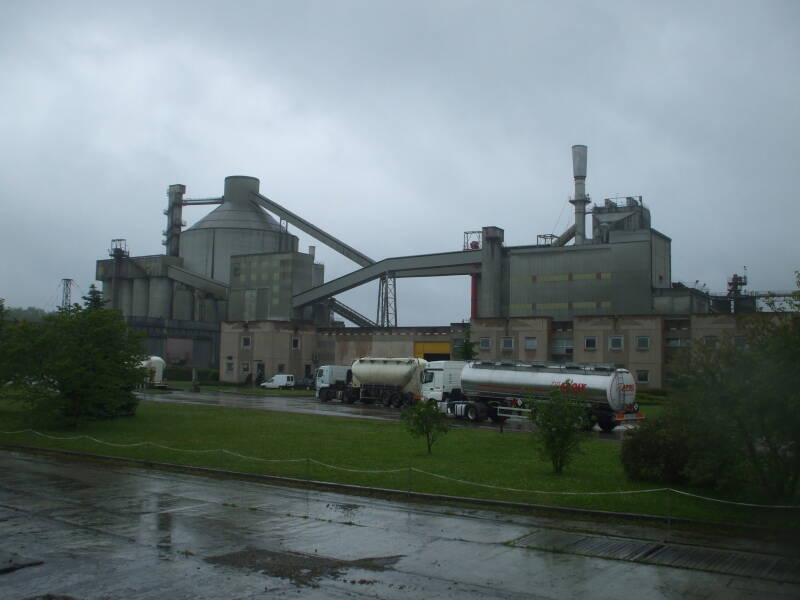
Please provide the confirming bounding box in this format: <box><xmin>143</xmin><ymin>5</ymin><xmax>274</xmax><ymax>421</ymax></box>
<box><xmin>141</xmin><ymin>389</ymin><xmax>636</xmax><ymax>438</ymax></box>
<box><xmin>2</xmin><ymin>451</ymin><xmax>798</xmax><ymax>599</ymax></box>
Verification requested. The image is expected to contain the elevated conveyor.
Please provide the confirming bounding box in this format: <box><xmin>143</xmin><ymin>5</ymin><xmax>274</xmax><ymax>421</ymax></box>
<box><xmin>293</xmin><ymin>251</ymin><xmax>480</xmax><ymax>308</ymax></box>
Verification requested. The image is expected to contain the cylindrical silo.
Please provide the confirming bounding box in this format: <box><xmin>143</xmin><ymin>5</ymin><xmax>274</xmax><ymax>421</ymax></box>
<box><xmin>179</xmin><ymin>176</ymin><xmax>299</xmax><ymax>283</ymax></box>
<box><xmin>148</xmin><ymin>278</ymin><xmax>172</xmax><ymax>319</ymax></box>
<box><xmin>118</xmin><ymin>279</ymin><xmax>133</xmax><ymax>317</ymax></box>
<box><xmin>173</xmin><ymin>286</ymin><xmax>194</xmax><ymax>321</ymax></box>
<box><xmin>132</xmin><ymin>278</ymin><xmax>150</xmax><ymax>317</ymax></box>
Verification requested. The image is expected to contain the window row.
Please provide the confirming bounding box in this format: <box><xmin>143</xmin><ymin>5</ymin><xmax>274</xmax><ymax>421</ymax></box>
<box><xmin>478</xmin><ymin>335</ymin><xmax>653</xmax><ymax>352</ymax></box>
<box><xmin>239</xmin><ymin>336</ymin><xmax>301</xmax><ymax>350</ymax></box>
<box><xmin>583</xmin><ymin>335</ymin><xmax>650</xmax><ymax>351</ymax></box>
<box><xmin>479</xmin><ymin>337</ymin><xmax>539</xmax><ymax>351</ymax></box>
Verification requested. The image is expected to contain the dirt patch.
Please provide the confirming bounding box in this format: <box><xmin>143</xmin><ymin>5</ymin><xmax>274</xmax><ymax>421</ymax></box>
<box><xmin>206</xmin><ymin>548</ymin><xmax>401</xmax><ymax>587</ymax></box>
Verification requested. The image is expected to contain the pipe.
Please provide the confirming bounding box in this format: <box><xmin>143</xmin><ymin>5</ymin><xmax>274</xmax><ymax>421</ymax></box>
<box><xmin>569</xmin><ymin>145</ymin><xmax>590</xmax><ymax>245</ymax></box>
<box><xmin>470</xmin><ymin>274</ymin><xmax>479</xmax><ymax>319</ymax></box>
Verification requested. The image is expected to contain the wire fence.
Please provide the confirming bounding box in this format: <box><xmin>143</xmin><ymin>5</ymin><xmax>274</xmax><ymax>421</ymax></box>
<box><xmin>2</xmin><ymin>428</ymin><xmax>798</xmax><ymax>509</ymax></box>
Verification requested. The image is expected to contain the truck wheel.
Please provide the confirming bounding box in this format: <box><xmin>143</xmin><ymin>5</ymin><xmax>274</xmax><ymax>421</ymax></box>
<box><xmin>598</xmin><ymin>419</ymin><xmax>616</xmax><ymax>432</ymax></box>
<box><xmin>343</xmin><ymin>390</ymin><xmax>356</xmax><ymax>404</ymax></box>
<box><xmin>466</xmin><ymin>403</ymin><xmax>479</xmax><ymax>422</ymax></box>
<box><xmin>381</xmin><ymin>391</ymin><xmax>393</xmax><ymax>407</ymax></box>
<box><xmin>391</xmin><ymin>392</ymin><xmax>402</xmax><ymax>408</ymax></box>
<box><xmin>320</xmin><ymin>389</ymin><xmax>330</xmax><ymax>402</ymax></box>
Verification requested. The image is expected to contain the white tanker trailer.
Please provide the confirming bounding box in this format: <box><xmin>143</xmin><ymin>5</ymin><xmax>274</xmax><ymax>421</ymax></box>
<box><xmin>449</xmin><ymin>361</ymin><xmax>644</xmax><ymax>431</ymax></box>
<box><xmin>346</xmin><ymin>357</ymin><xmax>428</xmax><ymax>407</ymax></box>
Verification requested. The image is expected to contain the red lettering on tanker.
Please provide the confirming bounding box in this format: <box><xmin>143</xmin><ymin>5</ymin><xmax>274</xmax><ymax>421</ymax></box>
<box><xmin>556</xmin><ymin>382</ymin><xmax>587</xmax><ymax>393</ymax></box>
<box><xmin>618</xmin><ymin>384</ymin><xmax>634</xmax><ymax>392</ymax></box>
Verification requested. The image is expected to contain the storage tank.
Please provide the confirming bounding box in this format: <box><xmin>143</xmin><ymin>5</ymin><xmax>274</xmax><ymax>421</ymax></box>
<box><xmin>350</xmin><ymin>357</ymin><xmax>428</xmax><ymax>405</ymax></box>
<box><xmin>140</xmin><ymin>356</ymin><xmax>166</xmax><ymax>386</ymax></box>
<box><xmin>179</xmin><ymin>176</ymin><xmax>299</xmax><ymax>283</ymax></box>
<box><xmin>460</xmin><ymin>362</ymin><xmax>636</xmax><ymax>412</ymax></box>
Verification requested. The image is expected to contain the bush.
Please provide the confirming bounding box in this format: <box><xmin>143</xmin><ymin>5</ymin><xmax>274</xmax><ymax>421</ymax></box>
<box><xmin>621</xmin><ymin>399</ymin><xmax>748</xmax><ymax>492</ymax></box>
<box><xmin>620</xmin><ymin>410</ymin><xmax>691</xmax><ymax>485</ymax></box>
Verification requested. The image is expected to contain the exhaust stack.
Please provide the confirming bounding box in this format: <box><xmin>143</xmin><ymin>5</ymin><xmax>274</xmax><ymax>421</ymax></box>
<box><xmin>569</xmin><ymin>144</ymin><xmax>590</xmax><ymax>245</ymax></box>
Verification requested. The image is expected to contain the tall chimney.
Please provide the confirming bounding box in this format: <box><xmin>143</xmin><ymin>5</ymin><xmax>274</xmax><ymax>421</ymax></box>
<box><xmin>569</xmin><ymin>144</ymin><xmax>590</xmax><ymax>245</ymax></box>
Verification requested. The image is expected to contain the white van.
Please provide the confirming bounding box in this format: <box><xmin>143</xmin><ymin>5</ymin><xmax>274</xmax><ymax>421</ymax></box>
<box><xmin>260</xmin><ymin>374</ymin><xmax>295</xmax><ymax>389</ymax></box>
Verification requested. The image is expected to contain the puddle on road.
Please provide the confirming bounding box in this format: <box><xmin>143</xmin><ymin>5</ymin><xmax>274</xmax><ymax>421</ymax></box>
<box><xmin>206</xmin><ymin>548</ymin><xmax>401</xmax><ymax>587</ymax></box>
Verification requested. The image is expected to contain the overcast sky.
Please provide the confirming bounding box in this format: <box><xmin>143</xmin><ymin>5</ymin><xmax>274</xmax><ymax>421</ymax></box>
<box><xmin>2</xmin><ymin>0</ymin><xmax>798</xmax><ymax>325</ymax></box>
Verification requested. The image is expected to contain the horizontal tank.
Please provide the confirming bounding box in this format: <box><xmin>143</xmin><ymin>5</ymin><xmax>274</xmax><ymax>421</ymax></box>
<box><xmin>460</xmin><ymin>362</ymin><xmax>636</xmax><ymax>412</ymax></box>
<box><xmin>351</xmin><ymin>357</ymin><xmax>428</xmax><ymax>388</ymax></box>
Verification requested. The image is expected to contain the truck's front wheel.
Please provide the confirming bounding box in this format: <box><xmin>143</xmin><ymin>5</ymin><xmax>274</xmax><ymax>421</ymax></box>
<box><xmin>466</xmin><ymin>403</ymin><xmax>483</xmax><ymax>422</ymax></box>
<box><xmin>598</xmin><ymin>418</ymin><xmax>616</xmax><ymax>432</ymax></box>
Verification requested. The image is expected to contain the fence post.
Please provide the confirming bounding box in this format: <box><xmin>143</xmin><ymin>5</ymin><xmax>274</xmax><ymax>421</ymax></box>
<box><xmin>407</xmin><ymin>467</ymin><xmax>412</xmax><ymax>497</ymax></box>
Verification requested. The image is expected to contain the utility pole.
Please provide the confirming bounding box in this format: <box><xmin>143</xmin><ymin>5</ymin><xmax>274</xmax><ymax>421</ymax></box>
<box><xmin>60</xmin><ymin>278</ymin><xmax>74</xmax><ymax>309</ymax></box>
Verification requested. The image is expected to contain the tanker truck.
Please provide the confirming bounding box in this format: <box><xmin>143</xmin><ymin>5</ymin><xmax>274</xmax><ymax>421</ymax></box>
<box><xmin>344</xmin><ymin>357</ymin><xmax>428</xmax><ymax>407</ymax></box>
<box><xmin>444</xmin><ymin>361</ymin><xmax>644</xmax><ymax>431</ymax></box>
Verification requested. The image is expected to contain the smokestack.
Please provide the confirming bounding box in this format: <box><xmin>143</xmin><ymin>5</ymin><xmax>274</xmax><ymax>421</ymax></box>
<box><xmin>569</xmin><ymin>145</ymin><xmax>590</xmax><ymax>245</ymax></box>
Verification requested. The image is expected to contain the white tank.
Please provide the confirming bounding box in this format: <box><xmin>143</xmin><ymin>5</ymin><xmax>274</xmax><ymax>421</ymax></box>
<box><xmin>140</xmin><ymin>356</ymin><xmax>166</xmax><ymax>385</ymax></box>
<box><xmin>461</xmin><ymin>362</ymin><xmax>636</xmax><ymax>412</ymax></box>
<box><xmin>351</xmin><ymin>357</ymin><xmax>428</xmax><ymax>389</ymax></box>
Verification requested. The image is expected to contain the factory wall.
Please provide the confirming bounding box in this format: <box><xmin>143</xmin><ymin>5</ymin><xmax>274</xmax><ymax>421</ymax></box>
<box><xmin>227</xmin><ymin>251</ymin><xmax>320</xmax><ymax>322</ymax></box>
<box><xmin>321</xmin><ymin>326</ymin><xmax>464</xmax><ymax>365</ymax></box>
<box><xmin>507</xmin><ymin>233</ymin><xmax>659</xmax><ymax>319</ymax></box>
<box><xmin>220</xmin><ymin>321</ymin><xmax>318</xmax><ymax>384</ymax></box>
<box><xmin>180</xmin><ymin>228</ymin><xmax>298</xmax><ymax>283</ymax></box>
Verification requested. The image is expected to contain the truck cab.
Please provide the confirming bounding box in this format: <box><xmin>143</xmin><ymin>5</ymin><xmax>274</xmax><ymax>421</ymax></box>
<box><xmin>421</xmin><ymin>361</ymin><xmax>466</xmax><ymax>405</ymax></box>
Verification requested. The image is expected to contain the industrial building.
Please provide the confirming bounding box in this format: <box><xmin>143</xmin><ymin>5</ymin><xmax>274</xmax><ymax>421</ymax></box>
<box><xmin>96</xmin><ymin>145</ymin><xmax>761</xmax><ymax>388</ymax></box>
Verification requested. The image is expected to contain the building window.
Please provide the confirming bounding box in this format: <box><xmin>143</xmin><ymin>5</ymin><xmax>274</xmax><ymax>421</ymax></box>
<box><xmin>666</xmin><ymin>337</ymin><xmax>690</xmax><ymax>348</ymax></box>
<box><xmin>501</xmin><ymin>337</ymin><xmax>514</xmax><ymax>351</ymax></box>
<box><xmin>292</xmin><ymin>337</ymin><xmax>300</xmax><ymax>350</ymax></box>
<box><xmin>636</xmin><ymin>336</ymin><xmax>650</xmax><ymax>350</ymax></box>
<box><xmin>277</xmin><ymin>363</ymin><xmax>285</xmax><ymax>373</ymax></box>
<box><xmin>479</xmin><ymin>337</ymin><xmax>491</xmax><ymax>351</ymax></box>
<box><xmin>584</xmin><ymin>336</ymin><xmax>597</xmax><ymax>351</ymax></box>
<box><xmin>241</xmin><ymin>336</ymin><xmax>251</xmax><ymax>349</ymax></box>
<box><xmin>636</xmin><ymin>370</ymin><xmax>649</xmax><ymax>384</ymax></box>
<box><xmin>241</xmin><ymin>362</ymin><xmax>250</xmax><ymax>373</ymax></box>
<box><xmin>524</xmin><ymin>337</ymin><xmax>538</xmax><ymax>351</ymax></box>
<box><xmin>702</xmin><ymin>335</ymin><xmax>719</xmax><ymax>348</ymax></box>
<box><xmin>609</xmin><ymin>336</ymin><xmax>624</xmax><ymax>351</ymax></box>
<box><xmin>225</xmin><ymin>362</ymin><xmax>234</xmax><ymax>373</ymax></box>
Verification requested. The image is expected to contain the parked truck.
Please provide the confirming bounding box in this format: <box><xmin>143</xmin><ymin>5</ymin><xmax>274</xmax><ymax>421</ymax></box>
<box><xmin>440</xmin><ymin>361</ymin><xmax>644</xmax><ymax>431</ymax></box>
<box><xmin>421</xmin><ymin>360</ymin><xmax>466</xmax><ymax>403</ymax></box>
<box><xmin>315</xmin><ymin>365</ymin><xmax>351</xmax><ymax>401</ymax></box>
<box><xmin>345</xmin><ymin>357</ymin><xmax>428</xmax><ymax>407</ymax></box>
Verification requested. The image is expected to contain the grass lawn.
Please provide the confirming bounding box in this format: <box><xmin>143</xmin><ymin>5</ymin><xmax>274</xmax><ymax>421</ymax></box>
<box><xmin>1</xmin><ymin>398</ymin><xmax>796</xmax><ymax>529</ymax></box>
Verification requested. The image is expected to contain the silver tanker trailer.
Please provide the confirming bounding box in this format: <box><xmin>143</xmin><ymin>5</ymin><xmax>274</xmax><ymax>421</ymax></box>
<box><xmin>449</xmin><ymin>361</ymin><xmax>644</xmax><ymax>431</ymax></box>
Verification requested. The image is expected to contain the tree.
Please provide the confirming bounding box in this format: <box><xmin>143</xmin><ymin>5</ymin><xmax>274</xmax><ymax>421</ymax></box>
<box><xmin>0</xmin><ymin>301</ymin><xmax>147</xmax><ymax>426</ymax></box>
<box><xmin>401</xmin><ymin>399</ymin><xmax>450</xmax><ymax>454</ymax></box>
<box><xmin>453</xmin><ymin>322</ymin><xmax>478</xmax><ymax>361</ymax></box>
<box><xmin>623</xmin><ymin>272</ymin><xmax>800</xmax><ymax>499</ymax></box>
<box><xmin>81</xmin><ymin>284</ymin><xmax>107</xmax><ymax>310</ymax></box>
<box><xmin>529</xmin><ymin>384</ymin><xmax>589</xmax><ymax>474</ymax></box>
